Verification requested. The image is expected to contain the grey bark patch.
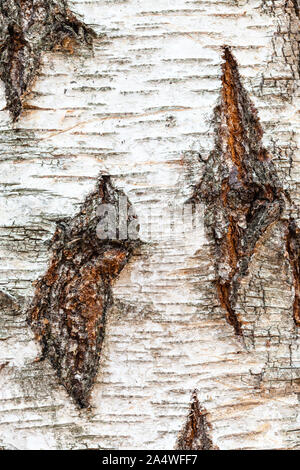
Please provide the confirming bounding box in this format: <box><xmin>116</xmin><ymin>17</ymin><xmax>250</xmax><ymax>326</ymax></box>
<box><xmin>0</xmin><ymin>0</ymin><xmax>96</xmax><ymax>120</ymax></box>
<box><xmin>0</xmin><ymin>290</ymin><xmax>23</xmax><ymax>315</ymax></box>
<box><xmin>27</xmin><ymin>176</ymin><xmax>141</xmax><ymax>408</ymax></box>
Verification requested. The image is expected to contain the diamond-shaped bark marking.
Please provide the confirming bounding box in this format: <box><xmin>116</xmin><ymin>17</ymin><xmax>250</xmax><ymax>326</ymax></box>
<box><xmin>193</xmin><ymin>48</ymin><xmax>284</xmax><ymax>336</ymax></box>
<box><xmin>0</xmin><ymin>0</ymin><xmax>96</xmax><ymax>120</ymax></box>
<box><xmin>176</xmin><ymin>391</ymin><xmax>217</xmax><ymax>450</ymax></box>
<box><xmin>27</xmin><ymin>176</ymin><xmax>140</xmax><ymax>408</ymax></box>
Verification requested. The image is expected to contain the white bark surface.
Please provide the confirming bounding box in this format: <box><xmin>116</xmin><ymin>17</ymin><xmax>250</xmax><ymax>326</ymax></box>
<box><xmin>1</xmin><ymin>0</ymin><xmax>300</xmax><ymax>450</ymax></box>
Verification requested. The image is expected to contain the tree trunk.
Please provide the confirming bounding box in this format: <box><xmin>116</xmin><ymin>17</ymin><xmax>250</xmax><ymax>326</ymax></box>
<box><xmin>1</xmin><ymin>0</ymin><xmax>300</xmax><ymax>450</ymax></box>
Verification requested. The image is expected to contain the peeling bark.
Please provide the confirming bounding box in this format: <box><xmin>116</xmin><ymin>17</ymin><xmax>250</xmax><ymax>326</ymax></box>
<box><xmin>27</xmin><ymin>176</ymin><xmax>140</xmax><ymax>408</ymax></box>
<box><xmin>193</xmin><ymin>48</ymin><xmax>285</xmax><ymax>336</ymax></box>
<box><xmin>176</xmin><ymin>391</ymin><xmax>217</xmax><ymax>450</ymax></box>
<box><xmin>0</xmin><ymin>0</ymin><xmax>95</xmax><ymax>120</ymax></box>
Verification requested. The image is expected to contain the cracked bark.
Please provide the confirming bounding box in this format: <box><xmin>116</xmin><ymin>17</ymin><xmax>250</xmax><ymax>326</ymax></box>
<box><xmin>27</xmin><ymin>176</ymin><xmax>140</xmax><ymax>408</ymax></box>
<box><xmin>193</xmin><ymin>47</ymin><xmax>285</xmax><ymax>337</ymax></box>
<box><xmin>0</xmin><ymin>0</ymin><xmax>95</xmax><ymax>120</ymax></box>
<box><xmin>176</xmin><ymin>391</ymin><xmax>217</xmax><ymax>450</ymax></box>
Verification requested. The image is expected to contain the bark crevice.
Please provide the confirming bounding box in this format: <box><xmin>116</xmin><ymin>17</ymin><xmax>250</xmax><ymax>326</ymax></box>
<box><xmin>176</xmin><ymin>391</ymin><xmax>217</xmax><ymax>450</ymax></box>
<box><xmin>193</xmin><ymin>47</ymin><xmax>285</xmax><ymax>337</ymax></box>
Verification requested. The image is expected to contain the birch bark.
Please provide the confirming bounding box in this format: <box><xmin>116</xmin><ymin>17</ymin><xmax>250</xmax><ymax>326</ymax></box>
<box><xmin>0</xmin><ymin>0</ymin><xmax>300</xmax><ymax>450</ymax></box>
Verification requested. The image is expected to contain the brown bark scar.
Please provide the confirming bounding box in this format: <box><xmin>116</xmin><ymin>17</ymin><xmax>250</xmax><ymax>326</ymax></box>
<box><xmin>176</xmin><ymin>391</ymin><xmax>218</xmax><ymax>450</ymax></box>
<box><xmin>0</xmin><ymin>0</ymin><xmax>96</xmax><ymax>120</ymax></box>
<box><xmin>285</xmin><ymin>220</ymin><xmax>300</xmax><ymax>326</ymax></box>
<box><xmin>27</xmin><ymin>176</ymin><xmax>141</xmax><ymax>408</ymax></box>
<box><xmin>192</xmin><ymin>47</ymin><xmax>285</xmax><ymax>337</ymax></box>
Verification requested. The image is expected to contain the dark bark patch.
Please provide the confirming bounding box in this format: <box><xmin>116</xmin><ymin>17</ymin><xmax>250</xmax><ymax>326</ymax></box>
<box><xmin>286</xmin><ymin>220</ymin><xmax>300</xmax><ymax>326</ymax></box>
<box><xmin>176</xmin><ymin>391</ymin><xmax>217</xmax><ymax>450</ymax></box>
<box><xmin>192</xmin><ymin>48</ymin><xmax>285</xmax><ymax>336</ymax></box>
<box><xmin>27</xmin><ymin>176</ymin><xmax>140</xmax><ymax>408</ymax></box>
<box><xmin>291</xmin><ymin>0</ymin><xmax>300</xmax><ymax>17</ymax></box>
<box><xmin>0</xmin><ymin>0</ymin><xmax>96</xmax><ymax>120</ymax></box>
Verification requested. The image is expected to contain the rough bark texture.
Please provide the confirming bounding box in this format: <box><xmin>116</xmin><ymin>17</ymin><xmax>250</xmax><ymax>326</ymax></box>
<box><xmin>27</xmin><ymin>176</ymin><xmax>140</xmax><ymax>408</ymax></box>
<box><xmin>193</xmin><ymin>47</ymin><xmax>285</xmax><ymax>337</ymax></box>
<box><xmin>286</xmin><ymin>221</ymin><xmax>300</xmax><ymax>326</ymax></box>
<box><xmin>176</xmin><ymin>391</ymin><xmax>217</xmax><ymax>450</ymax></box>
<box><xmin>1</xmin><ymin>0</ymin><xmax>300</xmax><ymax>451</ymax></box>
<box><xmin>0</xmin><ymin>0</ymin><xmax>95</xmax><ymax>120</ymax></box>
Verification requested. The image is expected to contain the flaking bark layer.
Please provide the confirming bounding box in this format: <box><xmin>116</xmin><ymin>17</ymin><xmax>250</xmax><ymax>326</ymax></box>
<box><xmin>0</xmin><ymin>0</ymin><xmax>95</xmax><ymax>120</ymax></box>
<box><xmin>193</xmin><ymin>48</ymin><xmax>285</xmax><ymax>336</ymax></box>
<box><xmin>176</xmin><ymin>391</ymin><xmax>217</xmax><ymax>450</ymax></box>
<box><xmin>27</xmin><ymin>176</ymin><xmax>140</xmax><ymax>408</ymax></box>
